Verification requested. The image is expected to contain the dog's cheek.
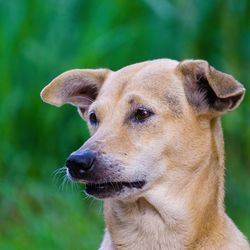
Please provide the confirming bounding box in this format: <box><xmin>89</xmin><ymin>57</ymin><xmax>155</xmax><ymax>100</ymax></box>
<box><xmin>128</xmin><ymin>140</ymin><xmax>167</xmax><ymax>182</ymax></box>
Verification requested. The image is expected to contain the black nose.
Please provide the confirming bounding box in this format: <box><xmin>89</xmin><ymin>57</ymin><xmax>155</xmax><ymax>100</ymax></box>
<box><xmin>66</xmin><ymin>150</ymin><xmax>96</xmax><ymax>179</ymax></box>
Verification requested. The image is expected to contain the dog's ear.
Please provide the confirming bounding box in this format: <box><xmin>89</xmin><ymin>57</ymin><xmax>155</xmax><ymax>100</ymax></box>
<box><xmin>177</xmin><ymin>60</ymin><xmax>245</xmax><ymax>115</ymax></box>
<box><xmin>40</xmin><ymin>69</ymin><xmax>111</xmax><ymax>114</ymax></box>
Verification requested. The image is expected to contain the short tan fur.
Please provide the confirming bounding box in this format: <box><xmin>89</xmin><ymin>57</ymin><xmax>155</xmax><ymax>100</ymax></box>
<box><xmin>41</xmin><ymin>59</ymin><xmax>249</xmax><ymax>250</ymax></box>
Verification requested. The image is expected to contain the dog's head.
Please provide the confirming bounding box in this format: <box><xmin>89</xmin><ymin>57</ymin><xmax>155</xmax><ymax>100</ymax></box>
<box><xmin>41</xmin><ymin>59</ymin><xmax>245</xmax><ymax>200</ymax></box>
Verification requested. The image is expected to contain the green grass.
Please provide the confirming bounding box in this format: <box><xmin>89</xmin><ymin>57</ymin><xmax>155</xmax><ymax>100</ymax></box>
<box><xmin>0</xmin><ymin>179</ymin><xmax>104</xmax><ymax>250</ymax></box>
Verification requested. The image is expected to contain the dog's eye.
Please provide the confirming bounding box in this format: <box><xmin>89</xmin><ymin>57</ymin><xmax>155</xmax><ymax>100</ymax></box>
<box><xmin>89</xmin><ymin>112</ymin><xmax>98</xmax><ymax>126</ymax></box>
<box><xmin>132</xmin><ymin>107</ymin><xmax>154</xmax><ymax>123</ymax></box>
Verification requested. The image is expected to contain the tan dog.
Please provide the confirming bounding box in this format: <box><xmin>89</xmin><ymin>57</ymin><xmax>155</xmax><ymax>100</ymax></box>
<box><xmin>41</xmin><ymin>59</ymin><xmax>250</xmax><ymax>250</ymax></box>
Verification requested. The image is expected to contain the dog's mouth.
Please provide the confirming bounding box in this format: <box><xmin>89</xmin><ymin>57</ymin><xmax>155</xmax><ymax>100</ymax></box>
<box><xmin>85</xmin><ymin>181</ymin><xmax>146</xmax><ymax>199</ymax></box>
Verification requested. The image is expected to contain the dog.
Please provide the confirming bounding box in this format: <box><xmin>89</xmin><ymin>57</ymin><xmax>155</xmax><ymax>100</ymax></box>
<box><xmin>41</xmin><ymin>59</ymin><xmax>250</xmax><ymax>249</ymax></box>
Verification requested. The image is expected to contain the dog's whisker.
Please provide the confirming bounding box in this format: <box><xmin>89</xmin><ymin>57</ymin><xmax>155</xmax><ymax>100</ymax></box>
<box><xmin>82</xmin><ymin>194</ymin><xmax>90</xmax><ymax>200</ymax></box>
<box><xmin>52</xmin><ymin>167</ymin><xmax>68</xmax><ymax>187</ymax></box>
<box><xmin>59</xmin><ymin>173</ymin><xmax>70</xmax><ymax>191</ymax></box>
<box><xmin>98</xmin><ymin>202</ymin><xmax>103</xmax><ymax>216</ymax></box>
<box><xmin>52</xmin><ymin>166</ymin><xmax>67</xmax><ymax>176</ymax></box>
<box><xmin>89</xmin><ymin>197</ymin><xmax>96</xmax><ymax>208</ymax></box>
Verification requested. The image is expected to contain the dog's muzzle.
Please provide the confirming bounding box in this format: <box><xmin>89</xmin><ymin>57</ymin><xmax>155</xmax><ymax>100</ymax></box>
<box><xmin>66</xmin><ymin>149</ymin><xmax>146</xmax><ymax>199</ymax></box>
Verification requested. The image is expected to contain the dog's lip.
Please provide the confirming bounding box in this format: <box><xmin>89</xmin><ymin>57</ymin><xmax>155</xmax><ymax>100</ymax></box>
<box><xmin>85</xmin><ymin>180</ymin><xmax>146</xmax><ymax>198</ymax></box>
<box><xmin>86</xmin><ymin>180</ymin><xmax>145</xmax><ymax>189</ymax></box>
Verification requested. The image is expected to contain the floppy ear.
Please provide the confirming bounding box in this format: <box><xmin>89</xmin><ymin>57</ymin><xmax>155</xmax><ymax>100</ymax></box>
<box><xmin>177</xmin><ymin>60</ymin><xmax>245</xmax><ymax>115</ymax></box>
<box><xmin>40</xmin><ymin>68</ymin><xmax>111</xmax><ymax>114</ymax></box>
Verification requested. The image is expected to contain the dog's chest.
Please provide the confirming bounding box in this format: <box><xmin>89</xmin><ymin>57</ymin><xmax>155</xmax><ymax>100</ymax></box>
<box><xmin>106</xmin><ymin>202</ymin><xmax>186</xmax><ymax>250</ymax></box>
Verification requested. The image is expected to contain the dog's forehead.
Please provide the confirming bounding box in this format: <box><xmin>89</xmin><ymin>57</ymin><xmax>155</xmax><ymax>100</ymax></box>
<box><xmin>92</xmin><ymin>59</ymin><xmax>185</xmax><ymax>117</ymax></box>
<box><xmin>99</xmin><ymin>59</ymin><xmax>181</xmax><ymax>99</ymax></box>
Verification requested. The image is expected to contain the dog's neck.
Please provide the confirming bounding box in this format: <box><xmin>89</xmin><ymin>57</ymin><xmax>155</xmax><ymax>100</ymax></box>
<box><xmin>104</xmin><ymin>119</ymin><xmax>227</xmax><ymax>250</ymax></box>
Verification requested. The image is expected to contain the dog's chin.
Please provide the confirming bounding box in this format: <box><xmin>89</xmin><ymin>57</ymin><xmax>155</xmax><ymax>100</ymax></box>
<box><xmin>84</xmin><ymin>181</ymin><xmax>146</xmax><ymax>199</ymax></box>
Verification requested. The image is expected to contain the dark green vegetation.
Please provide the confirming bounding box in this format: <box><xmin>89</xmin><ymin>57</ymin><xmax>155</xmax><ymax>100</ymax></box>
<box><xmin>0</xmin><ymin>0</ymin><xmax>249</xmax><ymax>249</ymax></box>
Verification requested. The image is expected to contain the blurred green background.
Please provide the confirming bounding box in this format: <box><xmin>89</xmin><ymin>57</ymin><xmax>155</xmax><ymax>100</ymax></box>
<box><xmin>0</xmin><ymin>0</ymin><xmax>249</xmax><ymax>249</ymax></box>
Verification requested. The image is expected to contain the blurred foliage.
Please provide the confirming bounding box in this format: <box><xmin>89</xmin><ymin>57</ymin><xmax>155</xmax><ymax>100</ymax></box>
<box><xmin>0</xmin><ymin>0</ymin><xmax>249</xmax><ymax>249</ymax></box>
